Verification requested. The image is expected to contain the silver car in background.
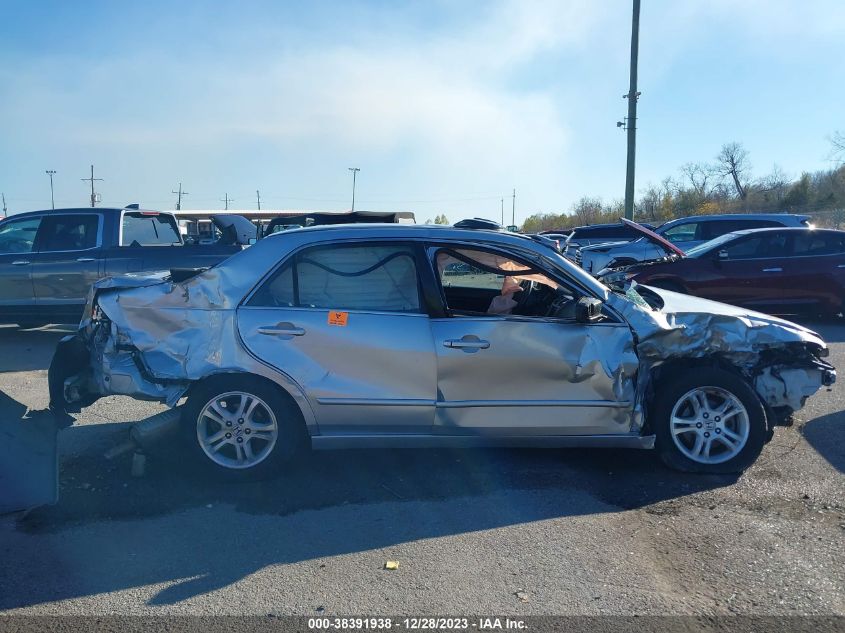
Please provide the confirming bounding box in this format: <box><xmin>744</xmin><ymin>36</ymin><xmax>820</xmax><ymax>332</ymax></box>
<box><xmin>50</xmin><ymin>224</ymin><xmax>835</xmax><ymax>477</ymax></box>
<box><xmin>576</xmin><ymin>213</ymin><xmax>811</xmax><ymax>272</ymax></box>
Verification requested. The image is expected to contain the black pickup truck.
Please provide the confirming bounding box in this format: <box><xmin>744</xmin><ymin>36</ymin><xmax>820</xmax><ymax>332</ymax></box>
<box><xmin>0</xmin><ymin>207</ymin><xmax>250</xmax><ymax>326</ymax></box>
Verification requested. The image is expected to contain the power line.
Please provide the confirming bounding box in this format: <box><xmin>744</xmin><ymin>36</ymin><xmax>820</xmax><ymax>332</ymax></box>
<box><xmin>171</xmin><ymin>182</ymin><xmax>189</xmax><ymax>210</ymax></box>
<box><xmin>81</xmin><ymin>165</ymin><xmax>103</xmax><ymax>208</ymax></box>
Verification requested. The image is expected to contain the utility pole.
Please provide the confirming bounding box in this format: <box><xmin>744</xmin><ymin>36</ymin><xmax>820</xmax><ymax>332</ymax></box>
<box><xmin>511</xmin><ymin>188</ymin><xmax>516</xmax><ymax>227</ymax></box>
<box><xmin>1</xmin><ymin>193</ymin><xmax>7</xmax><ymax>217</ymax></box>
<box><xmin>45</xmin><ymin>170</ymin><xmax>56</xmax><ymax>209</ymax></box>
<box><xmin>81</xmin><ymin>165</ymin><xmax>103</xmax><ymax>207</ymax></box>
<box><xmin>501</xmin><ymin>198</ymin><xmax>504</xmax><ymax>225</ymax></box>
<box><xmin>256</xmin><ymin>190</ymin><xmax>261</xmax><ymax>210</ymax></box>
<box><xmin>623</xmin><ymin>0</ymin><xmax>641</xmax><ymax>220</ymax></box>
<box><xmin>171</xmin><ymin>183</ymin><xmax>189</xmax><ymax>211</ymax></box>
<box><xmin>220</xmin><ymin>193</ymin><xmax>234</xmax><ymax>210</ymax></box>
<box><xmin>348</xmin><ymin>167</ymin><xmax>360</xmax><ymax>212</ymax></box>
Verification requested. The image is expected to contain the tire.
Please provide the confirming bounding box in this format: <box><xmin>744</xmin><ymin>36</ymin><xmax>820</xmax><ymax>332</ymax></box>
<box><xmin>652</xmin><ymin>368</ymin><xmax>767</xmax><ymax>474</ymax></box>
<box><xmin>181</xmin><ymin>374</ymin><xmax>307</xmax><ymax>480</ymax></box>
<box><xmin>646</xmin><ymin>279</ymin><xmax>686</xmax><ymax>294</ymax></box>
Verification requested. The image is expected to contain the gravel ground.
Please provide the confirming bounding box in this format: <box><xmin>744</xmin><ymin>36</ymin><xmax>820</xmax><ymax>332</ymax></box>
<box><xmin>0</xmin><ymin>321</ymin><xmax>843</xmax><ymax>616</ymax></box>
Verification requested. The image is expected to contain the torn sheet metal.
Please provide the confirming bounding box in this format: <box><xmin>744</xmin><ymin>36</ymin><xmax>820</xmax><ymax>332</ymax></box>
<box><xmin>606</xmin><ymin>285</ymin><xmax>834</xmax><ymax>426</ymax></box>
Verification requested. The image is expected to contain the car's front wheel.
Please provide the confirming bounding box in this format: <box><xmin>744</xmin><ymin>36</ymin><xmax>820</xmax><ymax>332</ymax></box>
<box><xmin>182</xmin><ymin>375</ymin><xmax>306</xmax><ymax>479</ymax></box>
<box><xmin>653</xmin><ymin>368</ymin><xmax>767</xmax><ymax>473</ymax></box>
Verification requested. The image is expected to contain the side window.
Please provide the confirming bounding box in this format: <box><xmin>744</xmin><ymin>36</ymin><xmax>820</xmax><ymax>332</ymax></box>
<box><xmin>122</xmin><ymin>212</ymin><xmax>182</xmax><ymax>246</ymax></box>
<box><xmin>434</xmin><ymin>247</ymin><xmax>571</xmax><ymax>318</ymax></box>
<box><xmin>249</xmin><ymin>243</ymin><xmax>421</xmax><ymax>312</ymax></box>
<box><xmin>0</xmin><ymin>217</ymin><xmax>42</xmax><ymax>254</ymax></box>
<box><xmin>38</xmin><ymin>215</ymin><xmax>99</xmax><ymax>252</ymax></box>
<box><xmin>662</xmin><ymin>222</ymin><xmax>700</xmax><ymax>244</ymax></box>
<box><xmin>791</xmin><ymin>232</ymin><xmax>845</xmax><ymax>257</ymax></box>
<box><xmin>724</xmin><ymin>233</ymin><xmax>789</xmax><ymax>259</ymax></box>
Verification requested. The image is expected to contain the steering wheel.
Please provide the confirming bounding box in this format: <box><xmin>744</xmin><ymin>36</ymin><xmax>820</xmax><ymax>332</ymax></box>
<box><xmin>513</xmin><ymin>279</ymin><xmax>536</xmax><ymax>314</ymax></box>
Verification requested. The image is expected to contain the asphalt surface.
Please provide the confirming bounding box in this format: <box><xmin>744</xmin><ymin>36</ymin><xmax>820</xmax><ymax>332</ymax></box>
<box><xmin>0</xmin><ymin>321</ymin><xmax>843</xmax><ymax>616</ymax></box>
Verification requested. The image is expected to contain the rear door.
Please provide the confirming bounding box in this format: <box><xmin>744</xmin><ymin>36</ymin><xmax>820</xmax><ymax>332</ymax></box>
<box><xmin>31</xmin><ymin>213</ymin><xmax>104</xmax><ymax>310</ymax></box>
<box><xmin>0</xmin><ymin>215</ymin><xmax>42</xmax><ymax>308</ymax></box>
<box><xmin>237</xmin><ymin>241</ymin><xmax>436</xmax><ymax>435</ymax></box>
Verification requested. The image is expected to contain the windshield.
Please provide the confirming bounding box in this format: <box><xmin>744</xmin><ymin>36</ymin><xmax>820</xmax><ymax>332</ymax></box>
<box><xmin>684</xmin><ymin>232</ymin><xmax>739</xmax><ymax>258</ymax></box>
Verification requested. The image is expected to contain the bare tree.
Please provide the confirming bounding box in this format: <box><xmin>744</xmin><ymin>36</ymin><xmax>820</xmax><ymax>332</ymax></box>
<box><xmin>830</xmin><ymin>131</ymin><xmax>845</xmax><ymax>164</ymax></box>
<box><xmin>680</xmin><ymin>162</ymin><xmax>715</xmax><ymax>198</ymax></box>
<box><xmin>716</xmin><ymin>142</ymin><xmax>751</xmax><ymax>199</ymax></box>
<box><xmin>571</xmin><ymin>197</ymin><xmax>604</xmax><ymax>225</ymax></box>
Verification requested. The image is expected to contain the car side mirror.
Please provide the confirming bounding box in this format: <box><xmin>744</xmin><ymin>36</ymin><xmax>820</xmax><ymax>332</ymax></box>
<box><xmin>717</xmin><ymin>249</ymin><xmax>729</xmax><ymax>260</ymax></box>
<box><xmin>575</xmin><ymin>297</ymin><xmax>603</xmax><ymax>323</ymax></box>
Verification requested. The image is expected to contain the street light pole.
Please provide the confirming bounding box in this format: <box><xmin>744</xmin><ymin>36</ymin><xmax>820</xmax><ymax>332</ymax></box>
<box><xmin>45</xmin><ymin>170</ymin><xmax>56</xmax><ymax>209</ymax></box>
<box><xmin>623</xmin><ymin>0</ymin><xmax>641</xmax><ymax>220</ymax></box>
<box><xmin>348</xmin><ymin>167</ymin><xmax>360</xmax><ymax>212</ymax></box>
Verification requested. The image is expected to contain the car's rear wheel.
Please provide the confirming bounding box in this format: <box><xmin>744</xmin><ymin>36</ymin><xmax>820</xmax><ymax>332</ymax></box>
<box><xmin>182</xmin><ymin>375</ymin><xmax>306</xmax><ymax>479</ymax></box>
<box><xmin>653</xmin><ymin>368</ymin><xmax>767</xmax><ymax>473</ymax></box>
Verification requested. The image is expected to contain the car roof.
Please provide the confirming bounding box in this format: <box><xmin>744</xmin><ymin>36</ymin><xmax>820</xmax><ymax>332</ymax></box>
<box><xmin>726</xmin><ymin>226</ymin><xmax>841</xmax><ymax>237</ymax></box>
<box><xmin>1</xmin><ymin>207</ymin><xmax>153</xmax><ymax>220</ymax></box>
<box><xmin>662</xmin><ymin>213</ymin><xmax>809</xmax><ymax>225</ymax></box>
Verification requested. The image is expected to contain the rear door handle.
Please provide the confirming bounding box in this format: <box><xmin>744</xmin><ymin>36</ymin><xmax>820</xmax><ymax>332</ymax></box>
<box><xmin>762</xmin><ymin>267</ymin><xmax>782</xmax><ymax>272</ymax></box>
<box><xmin>11</xmin><ymin>260</ymin><xmax>30</xmax><ymax>266</ymax></box>
<box><xmin>257</xmin><ymin>324</ymin><xmax>306</xmax><ymax>337</ymax></box>
<box><xmin>444</xmin><ymin>337</ymin><xmax>490</xmax><ymax>350</ymax></box>
<box><xmin>76</xmin><ymin>257</ymin><xmax>96</xmax><ymax>262</ymax></box>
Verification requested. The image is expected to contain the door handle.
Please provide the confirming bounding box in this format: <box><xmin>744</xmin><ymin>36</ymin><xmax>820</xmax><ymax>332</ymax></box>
<box><xmin>257</xmin><ymin>324</ymin><xmax>306</xmax><ymax>337</ymax></box>
<box><xmin>762</xmin><ymin>267</ymin><xmax>782</xmax><ymax>273</ymax></box>
<box><xmin>444</xmin><ymin>338</ymin><xmax>490</xmax><ymax>350</ymax></box>
<box><xmin>11</xmin><ymin>260</ymin><xmax>30</xmax><ymax>266</ymax></box>
<box><xmin>76</xmin><ymin>257</ymin><xmax>96</xmax><ymax>262</ymax></box>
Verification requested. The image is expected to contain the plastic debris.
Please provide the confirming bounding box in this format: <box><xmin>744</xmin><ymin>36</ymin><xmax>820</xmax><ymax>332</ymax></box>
<box><xmin>384</xmin><ymin>561</ymin><xmax>400</xmax><ymax>570</ymax></box>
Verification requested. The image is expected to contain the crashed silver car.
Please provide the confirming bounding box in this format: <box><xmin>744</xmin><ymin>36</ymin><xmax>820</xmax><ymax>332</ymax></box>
<box><xmin>49</xmin><ymin>223</ymin><xmax>836</xmax><ymax>476</ymax></box>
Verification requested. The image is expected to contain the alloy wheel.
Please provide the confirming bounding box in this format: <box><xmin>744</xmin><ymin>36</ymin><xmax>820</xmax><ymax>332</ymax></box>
<box><xmin>196</xmin><ymin>391</ymin><xmax>278</xmax><ymax>469</ymax></box>
<box><xmin>669</xmin><ymin>386</ymin><xmax>750</xmax><ymax>465</ymax></box>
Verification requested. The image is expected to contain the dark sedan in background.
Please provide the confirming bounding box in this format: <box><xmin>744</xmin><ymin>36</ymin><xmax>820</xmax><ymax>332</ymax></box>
<box><xmin>608</xmin><ymin>227</ymin><xmax>845</xmax><ymax>317</ymax></box>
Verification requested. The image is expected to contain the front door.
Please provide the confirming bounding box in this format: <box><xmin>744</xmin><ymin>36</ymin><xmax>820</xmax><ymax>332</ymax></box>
<box><xmin>428</xmin><ymin>245</ymin><xmax>637</xmax><ymax>436</ymax></box>
<box><xmin>237</xmin><ymin>241</ymin><xmax>436</xmax><ymax>435</ymax></box>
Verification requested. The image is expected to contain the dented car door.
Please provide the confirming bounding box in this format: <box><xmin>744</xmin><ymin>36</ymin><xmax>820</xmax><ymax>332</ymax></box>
<box><xmin>428</xmin><ymin>244</ymin><xmax>638</xmax><ymax>436</ymax></box>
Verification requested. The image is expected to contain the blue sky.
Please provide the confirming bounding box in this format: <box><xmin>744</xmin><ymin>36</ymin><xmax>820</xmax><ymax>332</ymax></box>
<box><xmin>1</xmin><ymin>0</ymin><xmax>843</xmax><ymax>223</ymax></box>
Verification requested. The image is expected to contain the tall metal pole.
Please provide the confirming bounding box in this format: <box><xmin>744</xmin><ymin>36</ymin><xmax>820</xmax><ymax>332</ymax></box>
<box><xmin>45</xmin><ymin>170</ymin><xmax>56</xmax><ymax>209</ymax></box>
<box><xmin>256</xmin><ymin>190</ymin><xmax>261</xmax><ymax>211</ymax></box>
<box><xmin>1</xmin><ymin>192</ymin><xmax>7</xmax><ymax>217</ymax></box>
<box><xmin>501</xmin><ymin>198</ymin><xmax>504</xmax><ymax>225</ymax></box>
<box><xmin>623</xmin><ymin>0</ymin><xmax>641</xmax><ymax>220</ymax></box>
<box><xmin>220</xmin><ymin>193</ymin><xmax>233</xmax><ymax>210</ymax></box>
<box><xmin>348</xmin><ymin>167</ymin><xmax>360</xmax><ymax>212</ymax></box>
<box><xmin>511</xmin><ymin>188</ymin><xmax>516</xmax><ymax>227</ymax></box>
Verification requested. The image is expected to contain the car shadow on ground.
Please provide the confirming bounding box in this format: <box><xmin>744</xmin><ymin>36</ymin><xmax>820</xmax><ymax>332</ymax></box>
<box><xmin>1</xmin><ymin>396</ymin><xmax>741</xmax><ymax>610</ymax></box>
<box><xmin>0</xmin><ymin>324</ymin><xmax>75</xmax><ymax>373</ymax></box>
<box><xmin>802</xmin><ymin>411</ymin><xmax>845</xmax><ymax>473</ymax></box>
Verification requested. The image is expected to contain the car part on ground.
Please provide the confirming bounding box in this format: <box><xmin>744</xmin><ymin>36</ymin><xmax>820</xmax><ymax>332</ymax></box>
<box><xmin>48</xmin><ymin>224</ymin><xmax>835</xmax><ymax>477</ymax></box>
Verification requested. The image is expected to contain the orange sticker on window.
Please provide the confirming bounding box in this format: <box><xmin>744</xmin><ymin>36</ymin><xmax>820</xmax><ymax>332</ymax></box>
<box><xmin>328</xmin><ymin>310</ymin><xmax>349</xmax><ymax>326</ymax></box>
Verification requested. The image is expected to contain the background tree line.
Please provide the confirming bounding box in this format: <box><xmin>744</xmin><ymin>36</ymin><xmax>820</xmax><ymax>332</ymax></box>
<box><xmin>522</xmin><ymin>135</ymin><xmax>845</xmax><ymax>232</ymax></box>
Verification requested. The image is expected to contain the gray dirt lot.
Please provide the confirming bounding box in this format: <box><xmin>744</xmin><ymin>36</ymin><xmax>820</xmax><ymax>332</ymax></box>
<box><xmin>0</xmin><ymin>321</ymin><xmax>843</xmax><ymax>616</ymax></box>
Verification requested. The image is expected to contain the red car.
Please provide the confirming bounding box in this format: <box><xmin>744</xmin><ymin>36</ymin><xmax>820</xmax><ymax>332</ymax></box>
<box><xmin>603</xmin><ymin>225</ymin><xmax>845</xmax><ymax>317</ymax></box>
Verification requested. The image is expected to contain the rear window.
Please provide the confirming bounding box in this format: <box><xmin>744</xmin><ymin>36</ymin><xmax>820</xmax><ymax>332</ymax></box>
<box><xmin>701</xmin><ymin>219</ymin><xmax>781</xmax><ymax>240</ymax></box>
<box><xmin>121</xmin><ymin>212</ymin><xmax>182</xmax><ymax>246</ymax></box>
<box><xmin>791</xmin><ymin>231</ymin><xmax>845</xmax><ymax>256</ymax></box>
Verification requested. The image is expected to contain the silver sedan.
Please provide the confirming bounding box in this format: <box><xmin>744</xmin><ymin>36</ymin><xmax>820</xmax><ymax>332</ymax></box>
<box><xmin>50</xmin><ymin>224</ymin><xmax>835</xmax><ymax>477</ymax></box>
